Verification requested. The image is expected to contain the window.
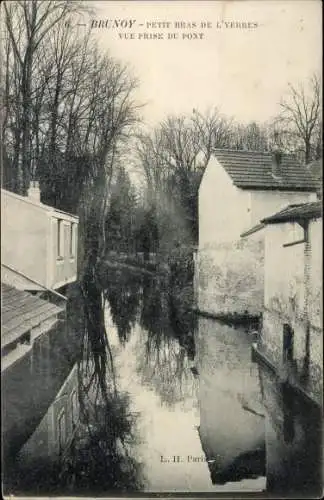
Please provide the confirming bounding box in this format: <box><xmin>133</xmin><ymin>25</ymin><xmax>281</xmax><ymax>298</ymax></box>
<box><xmin>57</xmin><ymin>219</ymin><xmax>63</xmax><ymax>258</ymax></box>
<box><xmin>283</xmin><ymin>323</ymin><xmax>294</xmax><ymax>363</ymax></box>
<box><xmin>58</xmin><ymin>409</ymin><xmax>66</xmax><ymax>454</ymax></box>
<box><xmin>70</xmin><ymin>223</ymin><xmax>76</xmax><ymax>258</ymax></box>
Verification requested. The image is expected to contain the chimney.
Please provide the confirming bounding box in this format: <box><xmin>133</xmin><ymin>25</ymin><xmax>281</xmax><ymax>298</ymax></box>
<box><xmin>27</xmin><ymin>180</ymin><xmax>41</xmax><ymax>203</ymax></box>
<box><xmin>272</xmin><ymin>149</ymin><xmax>283</xmax><ymax>178</ymax></box>
<box><xmin>272</xmin><ymin>131</ymin><xmax>283</xmax><ymax>178</ymax></box>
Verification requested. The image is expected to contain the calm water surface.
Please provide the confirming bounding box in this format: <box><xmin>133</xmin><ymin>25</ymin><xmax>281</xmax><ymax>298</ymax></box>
<box><xmin>4</xmin><ymin>269</ymin><xmax>266</xmax><ymax>494</ymax></box>
<box><xmin>103</xmin><ymin>272</ymin><xmax>266</xmax><ymax>493</ymax></box>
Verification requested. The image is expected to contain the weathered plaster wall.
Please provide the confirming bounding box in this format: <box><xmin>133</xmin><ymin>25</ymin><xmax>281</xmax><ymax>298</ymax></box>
<box><xmin>305</xmin><ymin>219</ymin><xmax>322</xmax><ymax>399</ymax></box>
<box><xmin>261</xmin><ymin>218</ymin><xmax>322</xmax><ymax>403</ymax></box>
<box><xmin>308</xmin><ymin>219</ymin><xmax>322</xmax><ymax>329</ymax></box>
<box><xmin>250</xmin><ymin>190</ymin><xmax>317</xmax><ymax>227</ymax></box>
<box><xmin>264</xmin><ymin>223</ymin><xmax>305</xmax><ymax>312</ymax></box>
<box><xmin>197</xmin><ymin>235</ymin><xmax>264</xmax><ymax>315</ymax></box>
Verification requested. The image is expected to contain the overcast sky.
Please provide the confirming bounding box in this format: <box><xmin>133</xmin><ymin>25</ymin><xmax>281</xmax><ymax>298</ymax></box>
<box><xmin>88</xmin><ymin>0</ymin><xmax>321</xmax><ymax>126</ymax></box>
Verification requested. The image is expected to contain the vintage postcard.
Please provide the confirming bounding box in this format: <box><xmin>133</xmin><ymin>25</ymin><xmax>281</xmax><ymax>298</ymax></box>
<box><xmin>1</xmin><ymin>0</ymin><xmax>322</xmax><ymax>498</ymax></box>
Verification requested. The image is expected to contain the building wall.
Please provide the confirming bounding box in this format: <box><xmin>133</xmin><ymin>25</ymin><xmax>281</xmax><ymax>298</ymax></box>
<box><xmin>1</xmin><ymin>189</ymin><xmax>78</xmax><ymax>291</ymax></box>
<box><xmin>198</xmin><ymin>157</ymin><xmax>251</xmax><ymax>247</ymax></box>
<box><xmin>307</xmin><ymin>219</ymin><xmax>322</xmax><ymax>329</ymax></box>
<box><xmin>197</xmin><ymin>158</ymin><xmax>316</xmax><ymax>316</ymax></box>
<box><xmin>198</xmin><ymin>157</ymin><xmax>262</xmax><ymax>315</ymax></box>
<box><xmin>263</xmin><ymin>222</ymin><xmax>305</xmax><ymax>315</ymax></box>
<box><xmin>197</xmin><ymin>234</ymin><xmax>265</xmax><ymax>315</ymax></box>
<box><xmin>199</xmin><ymin>158</ymin><xmax>316</xmax><ymax>248</ymax></box>
<box><xmin>250</xmin><ymin>190</ymin><xmax>317</xmax><ymax>227</ymax></box>
<box><xmin>1</xmin><ymin>191</ymin><xmax>48</xmax><ymax>286</ymax></box>
<box><xmin>51</xmin><ymin>216</ymin><xmax>78</xmax><ymax>289</ymax></box>
<box><xmin>260</xmin><ymin>218</ymin><xmax>322</xmax><ymax>403</ymax></box>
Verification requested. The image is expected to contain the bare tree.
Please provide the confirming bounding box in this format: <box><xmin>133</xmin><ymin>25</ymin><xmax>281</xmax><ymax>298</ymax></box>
<box><xmin>229</xmin><ymin>121</ymin><xmax>270</xmax><ymax>152</ymax></box>
<box><xmin>3</xmin><ymin>0</ymin><xmax>84</xmax><ymax>193</ymax></box>
<box><xmin>276</xmin><ymin>74</ymin><xmax>322</xmax><ymax>164</ymax></box>
<box><xmin>136</xmin><ymin>107</ymin><xmax>232</xmax><ymax>201</ymax></box>
<box><xmin>2</xmin><ymin>0</ymin><xmax>140</xmax><ymax>406</ymax></box>
<box><xmin>136</xmin><ymin>108</ymin><xmax>232</xmax><ymax>246</ymax></box>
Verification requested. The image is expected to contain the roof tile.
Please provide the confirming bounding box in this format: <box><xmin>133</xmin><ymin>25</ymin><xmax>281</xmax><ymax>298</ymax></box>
<box><xmin>214</xmin><ymin>149</ymin><xmax>318</xmax><ymax>190</ymax></box>
<box><xmin>1</xmin><ymin>283</ymin><xmax>65</xmax><ymax>348</ymax></box>
<box><xmin>261</xmin><ymin>201</ymin><xmax>322</xmax><ymax>224</ymax></box>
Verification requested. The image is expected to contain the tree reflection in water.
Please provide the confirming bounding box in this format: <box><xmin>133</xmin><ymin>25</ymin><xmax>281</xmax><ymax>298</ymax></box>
<box><xmin>18</xmin><ymin>261</ymin><xmax>198</xmax><ymax>494</ymax></box>
<box><xmin>66</xmin><ymin>264</ymin><xmax>144</xmax><ymax>494</ymax></box>
<box><xmin>5</xmin><ymin>266</ymin><xmax>144</xmax><ymax>495</ymax></box>
<box><xmin>103</xmin><ymin>268</ymin><xmax>142</xmax><ymax>345</ymax></box>
<box><xmin>104</xmin><ymin>267</ymin><xmax>198</xmax><ymax>408</ymax></box>
<box><xmin>139</xmin><ymin>275</ymin><xmax>197</xmax><ymax>406</ymax></box>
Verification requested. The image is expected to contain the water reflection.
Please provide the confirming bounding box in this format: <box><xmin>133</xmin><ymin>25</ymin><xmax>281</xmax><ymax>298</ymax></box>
<box><xmin>5</xmin><ymin>262</ymin><xmax>320</xmax><ymax>495</ymax></box>
<box><xmin>196</xmin><ymin>317</ymin><xmax>265</xmax><ymax>485</ymax></box>
<box><xmin>104</xmin><ymin>268</ymin><xmax>142</xmax><ymax>345</ymax></box>
<box><xmin>259</xmin><ymin>366</ymin><xmax>322</xmax><ymax>497</ymax></box>
<box><xmin>103</xmin><ymin>267</ymin><xmax>266</xmax><ymax>492</ymax></box>
<box><xmin>4</xmin><ymin>279</ymin><xmax>144</xmax><ymax>496</ymax></box>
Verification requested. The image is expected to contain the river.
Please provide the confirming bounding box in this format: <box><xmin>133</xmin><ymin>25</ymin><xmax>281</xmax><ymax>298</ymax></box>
<box><xmin>5</xmin><ymin>265</ymin><xmax>267</xmax><ymax>495</ymax></box>
<box><xmin>102</xmin><ymin>268</ymin><xmax>266</xmax><ymax>493</ymax></box>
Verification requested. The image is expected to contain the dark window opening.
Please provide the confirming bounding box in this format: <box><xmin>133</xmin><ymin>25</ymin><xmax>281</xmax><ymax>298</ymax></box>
<box><xmin>283</xmin><ymin>323</ymin><xmax>294</xmax><ymax>363</ymax></box>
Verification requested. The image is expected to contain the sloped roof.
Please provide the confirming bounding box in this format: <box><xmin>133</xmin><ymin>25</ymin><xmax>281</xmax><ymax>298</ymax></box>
<box><xmin>307</xmin><ymin>158</ymin><xmax>323</xmax><ymax>196</ymax></box>
<box><xmin>1</xmin><ymin>283</ymin><xmax>65</xmax><ymax>349</ymax></box>
<box><xmin>1</xmin><ymin>264</ymin><xmax>46</xmax><ymax>291</ymax></box>
<box><xmin>213</xmin><ymin>149</ymin><xmax>318</xmax><ymax>191</ymax></box>
<box><xmin>1</xmin><ymin>264</ymin><xmax>67</xmax><ymax>300</ymax></box>
<box><xmin>261</xmin><ymin>201</ymin><xmax>322</xmax><ymax>224</ymax></box>
<box><xmin>307</xmin><ymin>158</ymin><xmax>323</xmax><ymax>181</ymax></box>
<box><xmin>1</xmin><ymin>188</ymin><xmax>79</xmax><ymax>221</ymax></box>
<box><xmin>240</xmin><ymin>223</ymin><xmax>266</xmax><ymax>238</ymax></box>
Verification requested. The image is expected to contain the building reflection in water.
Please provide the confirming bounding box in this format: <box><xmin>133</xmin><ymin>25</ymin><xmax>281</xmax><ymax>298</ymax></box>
<box><xmin>258</xmin><ymin>364</ymin><xmax>322</xmax><ymax>497</ymax></box>
<box><xmin>6</xmin><ymin>264</ymin><xmax>321</xmax><ymax>495</ymax></box>
<box><xmin>195</xmin><ymin>316</ymin><xmax>266</xmax><ymax>484</ymax></box>
<box><xmin>2</xmin><ymin>313</ymin><xmax>80</xmax><ymax>494</ymax></box>
<box><xmin>104</xmin><ymin>269</ymin><xmax>266</xmax><ymax>492</ymax></box>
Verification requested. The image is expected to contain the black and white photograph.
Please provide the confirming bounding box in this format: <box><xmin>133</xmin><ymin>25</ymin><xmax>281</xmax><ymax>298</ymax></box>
<box><xmin>1</xmin><ymin>0</ymin><xmax>322</xmax><ymax>497</ymax></box>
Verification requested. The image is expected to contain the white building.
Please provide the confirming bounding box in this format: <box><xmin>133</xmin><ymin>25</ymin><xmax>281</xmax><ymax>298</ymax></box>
<box><xmin>251</xmin><ymin>201</ymin><xmax>322</xmax><ymax>405</ymax></box>
<box><xmin>1</xmin><ymin>183</ymin><xmax>79</xmax><ymax>293</ymax></box>
<box><xmin>197</xmin><ymin>149</ymin><xmax>317</xmax><ymax>316</ymax></box>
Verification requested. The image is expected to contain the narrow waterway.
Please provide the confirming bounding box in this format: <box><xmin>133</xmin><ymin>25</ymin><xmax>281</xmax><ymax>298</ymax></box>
<box><xmin>4</xmin><ymin>265</ymin><xmax>267</xmax><ymax>495</ymax></box>
<box><xmin>103</xmin><ymin>269</ymin><xmax>266</xmax><ymax>492</ymax></box>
